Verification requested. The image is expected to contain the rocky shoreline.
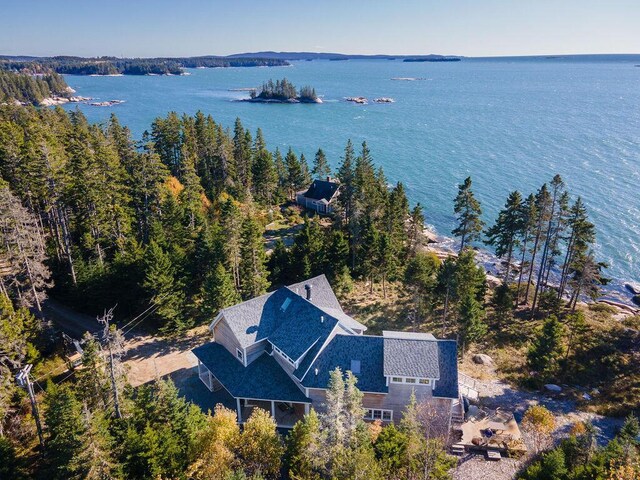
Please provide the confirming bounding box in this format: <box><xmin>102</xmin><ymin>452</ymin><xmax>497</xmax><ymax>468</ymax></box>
<box><xmin>239</xmin><ymin>96</ymin><xmax>322</xmax><ymax>104</ymax></box>
<box><xmin>38</xmin><ymin>96</ymin><xmax>125</xmax><ymax>107</ymax></box>
<box><xmin>421</xmin><ymin>226</ymin><xmax>640</xmax><ymax>314</ymax></box>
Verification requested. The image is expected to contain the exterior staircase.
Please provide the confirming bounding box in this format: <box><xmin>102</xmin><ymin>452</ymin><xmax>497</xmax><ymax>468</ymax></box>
<box><xmin>458</xmin><ymin>372</ymin><xmax>480</xmax><ymax>401</ymax></box>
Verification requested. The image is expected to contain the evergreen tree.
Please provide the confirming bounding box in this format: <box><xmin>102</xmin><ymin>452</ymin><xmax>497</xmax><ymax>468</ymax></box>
<box><xmin>142</xmin><ymin>241</ymin><xmax>188</xmax><ymax>334</ymax></box>
<box><xmin>311</xmin><ymin>148</ymin><xmax>331</xmax><ymax>179</ymax></box>
<box><xmin>44</xmin><ymin>384</ymin><xmax>87</xmax><ymax>480</ymax></box>
<box><xmin>528</xmin><ymin>316</ymin><xmax>564</xmax><ymax>377</ymax></box>
<box><xmin>491</xmin><ymin>283</ymin><xmax>514</xmax><ymax>325</ymax></box>
<box><xmin>200</xmin><ymin>262</ymin><xmax>240</xmax><ymax>318</ymax></box>
<box><xmin>239</xmin><ymin>214</ymin><xmax>270</xmax><ymax>299</ymax></box>
<box><xmin>485</xmin><ymin>190</ymin><xmax>524</xmax><ymax>283</ymax></box>
<box><xmin>285</xmin><ymin>409</ymin><xmax>323</xmax><ymax>480</ymax></box>
<box><xmin>251</xmin><ymin>128</ymin><xmax>277</xmax><ymax>204</ymax></box>
<box><xmin>458</xmin><ymin>293</ymin><xmax>487</xmax><ymax>354</ymax></box>
<box><xmin>452</xmin><ymin>177</ymin><xmax>484</xmax><ymax>252</ymax></box>
<box><xmin>285</xmin><ymin>148</ymin><xmax>305</xmax><ymax>200</ymax></box>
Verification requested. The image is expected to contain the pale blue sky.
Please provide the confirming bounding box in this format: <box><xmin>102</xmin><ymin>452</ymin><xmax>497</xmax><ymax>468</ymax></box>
<box><xmin>1</xmin><ymin>0</ymin><xmax>638</xmax><ymax>57</ymax></box>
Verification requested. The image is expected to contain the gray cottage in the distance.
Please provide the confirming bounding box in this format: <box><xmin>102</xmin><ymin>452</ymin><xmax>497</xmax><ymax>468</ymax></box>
<box><xmin>296</xmin><ymin>178</ymin><xmax>340</xmax><ymax>214</ymax></box>
<box><xmin>192</xmin><ymin>275</ymin><xmax>461</xmax><ymax>428</ymax></box>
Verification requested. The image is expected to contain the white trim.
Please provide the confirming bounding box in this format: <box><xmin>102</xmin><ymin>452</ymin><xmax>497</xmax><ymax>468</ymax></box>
<box><xmin>235</xmin><ymin>395</ymin><xmax>312</xmax><ymax>405</ymax></box>
<box><xmin>236</xmin><ymin>348</ymin><xmax>245</xmax><ymax>365</ymax></box>
<box><xmin>364</xmin><ymin>408</ymin><xmax>393</xmax><ymax>422</ymax></box>
<box><xmin>389</xmin><ymin>375</ymin><xmax>433</xmax><ymax>385</ymax></box>
<box><xmin>296</xmin><ymin>323</ymin><xmax>341</xmax><ymax>382</ymax></box>
<box><xmin>208</xmin><ymin>311</ymin><xmax>224</xmax><ymax>332</ymax></box>
<box><xmin>293</xmin><ymin>337</ymin><xmax>320</xmax><ymax>365</ymax></box>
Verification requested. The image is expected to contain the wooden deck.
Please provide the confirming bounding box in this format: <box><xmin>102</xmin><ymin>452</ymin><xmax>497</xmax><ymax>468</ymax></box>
<box><xmin>457</xmin><ymin>407</ymin><xmax>526</xmax><ymax>455</ymax></box>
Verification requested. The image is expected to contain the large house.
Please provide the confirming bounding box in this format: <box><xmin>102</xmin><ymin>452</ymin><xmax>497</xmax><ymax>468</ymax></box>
<box><xmin>192</xmin><ymin>275</ymin><xmax>460</xmax><ymax>429</ymax></box>
<box><xmin>295</xmin><ymin>178</ymin><xmax>340</xmax><ymax>214</ymax></box>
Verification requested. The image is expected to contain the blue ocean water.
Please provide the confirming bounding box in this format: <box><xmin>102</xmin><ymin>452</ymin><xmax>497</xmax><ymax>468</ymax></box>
<box><xmin>61</xmin><ymin>58</ymin><xmax>640</xmax><ymax>301</ymax></box>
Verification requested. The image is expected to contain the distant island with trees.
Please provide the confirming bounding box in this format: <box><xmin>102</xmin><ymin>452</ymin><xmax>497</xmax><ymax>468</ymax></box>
<box><xmin>244</xmin><ymin>78</ymin><xmax>321</xmax><ymax>103</ymax></box>
<box><xmin>0</xmin><ymin>55</ymin><xmax>290</xmax><ymax>76</ymax></box>
<box><xmin>0</xmin><ymin>69</ymin><xmax>72</xmax><ymax>105</ymax></box>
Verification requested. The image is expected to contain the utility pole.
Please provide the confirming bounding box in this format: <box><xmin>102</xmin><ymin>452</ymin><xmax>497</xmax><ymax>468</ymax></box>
<box><xmin>98</xmin><ymin>307</ymin><xmax>123</xmax><ymax>419</ymax></box>
<box><xmin>16</xmin><ymin>364</ymin><xmax>45</xmax><ymax>449</ymax></box>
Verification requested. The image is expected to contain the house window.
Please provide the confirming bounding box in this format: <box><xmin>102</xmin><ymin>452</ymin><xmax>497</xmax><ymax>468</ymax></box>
<box><xmin>236</xmin><ymin>348</ymin><xmax>244</xmax><ymax>362</ymax></box>
<box><xmin>365</xmin><ymin>409</ymin><xmax>393</xmax><ymax>422</ymax></box>
<box><xmin>405</xmin><ymin>378</ymin><xmax>416</xmax><ymax>384</ymax></box>
<box><xmin>419</xmin><ymin>378</ymin><xmax>430</xmax><ymax>385</ymax></box>
<box><xmin>391</xmin><ymin>377</ymin><xmax>403</xmax><ymax>383</ymax></box>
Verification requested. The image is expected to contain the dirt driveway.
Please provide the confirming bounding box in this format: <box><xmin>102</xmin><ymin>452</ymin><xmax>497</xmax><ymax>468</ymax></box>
<box><xmin>123</xmin><ymin>326</ymin><xmax>209</xmax><ymax>387</ymax></box>
<box><xmin>44</xmin><ymin>298</ymin><xmax>210</xmax><ymax>388</ymax></box>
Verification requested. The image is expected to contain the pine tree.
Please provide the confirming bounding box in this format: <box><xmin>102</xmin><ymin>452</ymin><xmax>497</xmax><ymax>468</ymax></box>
<box><xmin>251</xmin><ymin>128</ymin><xmax>277</xmax><ymax>204</ymax></box>
<box><xmin>515</xmin><ymin>193</ymin><xmax>538</xmax><ymax>304</ymax></box>
<box><xmin>452</xmin><ymin>177</ymin><xmax>484</xmax><ymax>253</ymax></box>
<box><xmin>458</xmin><ymin>293</ymin><xmax>487</xmax><ymax>354</ymax></box>
<box><xmin>239</xmin><ymin>214</ymin><xmax>270</xmax><ymax>299</ymax></box>
<box><xmin>285</xmin><ymin>409</ymin><xmax>323</xmax><ymax>480</ymax></box>
<box><xmin>75</xmin><ymin>332</ymin><xmax>110</xmax><ymax>411</ymax></box>
<box><xmin>485</xmin><ymin>190</ymin><xmax>524</xmax><ymax>283</ymax></box>
<box><xmin>200</xmin><ymin>262</ymin><xmax>240</xmax><ymax>318</ymax></box>
<box><xmin>407</xmin><ymin>203</ymin><xmax>425</xmax><ymax>257</ymax></box>
<box><xmin>311</xmin><ymin>148</ymin><xmax>331</xmax><ymax>179</ymax></box>
<box><xmin>142</xmin><ymin>241</ymin><xmax>188</xmax><ymax>334</ymax></box>
<box><xmin>558</xmin><ymin>197</ymin><xmax>596</xmax><ymax>299</ymax></box>
<box><xmin>220</xmin><ymin>197</ymin><xmax>243</xmax><ymax>289</ymax></box>
<box><xmin>44</xmin><ymin>384</ymin><xmax>87</xmax><ymax>480</ymax></box>
<box><xmin>528</xmin><ymin>316</ymin><xmax>564</xmax><ymax>377</ymax></box>
<box><xmin>336</xmin><ymin>140</ymin><xmax>356</xmax><ymax>230</ymax></box>
<box><xmin>285</xmin><ymin>148</ymin><xmax>305</xmax><ymax>200</ymax></box>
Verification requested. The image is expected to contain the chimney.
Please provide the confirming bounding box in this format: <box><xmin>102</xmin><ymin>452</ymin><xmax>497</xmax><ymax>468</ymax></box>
<box><xmin>305</xmin><ymin>284</ymin><xmax>312</xmax><ymax>301</ymax></box>
<box><xmin>326</xmin><ymin>175</ymin><xmax>331</xmax><ymax>182</ymax></box>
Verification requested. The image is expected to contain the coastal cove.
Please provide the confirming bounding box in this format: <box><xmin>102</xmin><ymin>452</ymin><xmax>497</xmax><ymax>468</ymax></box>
<box><xmin>59</xmin><ymin>57</ymin><xmax>640</xmax><ymax>303</ymax></box>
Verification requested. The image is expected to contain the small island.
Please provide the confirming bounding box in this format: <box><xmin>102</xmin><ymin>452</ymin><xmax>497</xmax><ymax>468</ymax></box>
<box><xmin>243</xmin><ymin>78</ymin><xmax>322</xmax><ymax>103</ymax></box>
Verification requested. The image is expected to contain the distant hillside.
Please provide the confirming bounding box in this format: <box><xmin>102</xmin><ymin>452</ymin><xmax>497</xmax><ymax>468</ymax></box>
<box><xmin>0</xmin><ymin>55</ymin><xmax>290</xmax><ymax>76</ymax></box>
<box><xmin>227</xmin><ymin>51</ymin><xmax>463</xmax><ymax>61</ymax></box>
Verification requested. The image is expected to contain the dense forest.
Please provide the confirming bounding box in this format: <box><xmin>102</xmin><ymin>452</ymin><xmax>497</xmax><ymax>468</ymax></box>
<box><xmin>0</xmin><ymin>104</ymin><xmax>638</xmax><ymax>478</ymax></box>
<box><xmin>0</xmin><ymin>55</ymin><xmax>290</xmax><ymax>76</ymax></box>
<box><xmin>251</xmin><ymin>78</ymin><xmax>318</xmax><ymax>102</ymax></box>
<box><xmin>0</xmin><ymin>70</ymin><xmax>70</xmax><ymax>105</ymax></box>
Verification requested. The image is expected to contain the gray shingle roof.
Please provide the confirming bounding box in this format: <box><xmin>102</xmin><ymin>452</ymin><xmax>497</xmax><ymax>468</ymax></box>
<box><xmin>383</xmin><ymin>338</ymin><xmax>441</xmax><ymax>379</ymax></box>
<box><xmin>216</xmin><ymin>275</ymin><xmax>364</xmax><ymax>355</ymax></box>
<box><xmin>192</xmin><ymin>342</ymin><xmax>310</xmax><ymax>403</ymax></box>
<box><xmin>287</xmin><ymin>275</ymin><xmax>344</xmax><ymax>311</ymax></box>
<box><xmin>301</xmin><ymin>180</ymin><xmax>339</xmax><ymax>202</ymax></box>
<box><xmin>267</xmin><ymin>296</ymin><xmax>338</xmax><ymax>361</ymax></box>
<box><xmin>432</xmin><ymin>340</ymin><xmax>459</xmax><ymax>399</ymax></box>
<box><xmin>301</xmin><ymin>334</ymin><xmax>388</xmax><ymax>393</ymax></box>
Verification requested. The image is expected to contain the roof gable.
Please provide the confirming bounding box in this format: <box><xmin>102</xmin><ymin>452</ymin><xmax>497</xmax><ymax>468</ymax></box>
<box><xmin>383</xmin><ymin>338</ymin><xmax>440</xmax><ymax>379</ymax></box>
<box><xmin>267</xmin><ymin>294</ymin><xmax>338</xmax><ymax>361</ymax></box>
<box><xmin>302</xmin><ymin>180</ymin><xmax>339</xmax><ymax>201</ymax></box>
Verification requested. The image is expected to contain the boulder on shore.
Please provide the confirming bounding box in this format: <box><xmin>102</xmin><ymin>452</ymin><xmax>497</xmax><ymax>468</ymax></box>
<box><xmin>625</xmin><ymin>282</ymin><xmax>640</xmax><ymax>295</ymax></box>
<box><xmin>472</xmin><ymin>354</ymin><xmax>493</xmax><ymax>366</ymax></box>
<box><xmin>544</xmin><ymin>384</ymin><xmax>562</xmax><ymax>393</ymax></box>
